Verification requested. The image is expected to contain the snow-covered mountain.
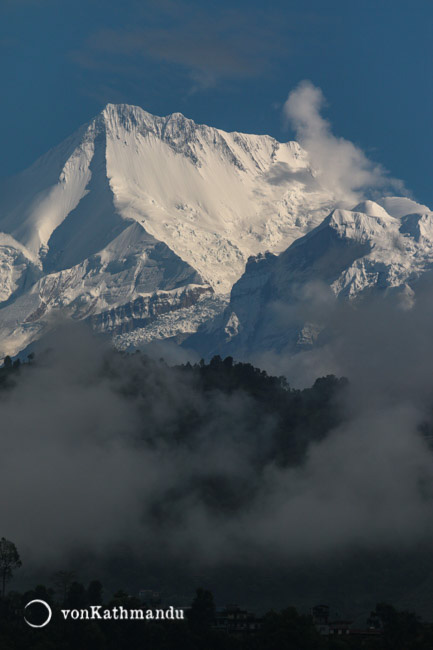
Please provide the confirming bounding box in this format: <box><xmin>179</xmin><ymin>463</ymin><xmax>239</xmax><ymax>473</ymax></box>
<box><xmin>188</xmin><ymin>198</ymin><xmax>433</xmax><ymax>359</ymax></box>
<box><xmin>0</xmin><ymin>104</ymin><xmax>430</xmax><ymax>361</ymax></box>
<box><xmin>0</xmin><ymin>104</ymin><xmax>336</xmax><ymax>357</ymax></box>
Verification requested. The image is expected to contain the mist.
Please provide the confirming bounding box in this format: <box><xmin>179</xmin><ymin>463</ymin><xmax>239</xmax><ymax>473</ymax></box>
<box><xmin>252</xmin><ymin>278</ymin><xmax>433</xmax><ymax>554</ymax></box>
<box><xmin>2</xmin><ymin>293</ymin><xmax>433</xmax><ymax>591</ymax></box>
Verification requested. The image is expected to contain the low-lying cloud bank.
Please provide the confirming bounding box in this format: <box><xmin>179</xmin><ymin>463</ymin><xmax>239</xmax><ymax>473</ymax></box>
<box><xmin>2</xmin><ymin>295</ymin><xmax>433</xmax><ymax>575</ymax></box>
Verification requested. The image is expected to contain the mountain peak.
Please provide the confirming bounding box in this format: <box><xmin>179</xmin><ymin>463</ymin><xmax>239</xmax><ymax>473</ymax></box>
<box><xmin>352</xmin><ymin>200</ymin><xmax>391</xmax><ymax>219</ymax></box>
<box><xmin>0</xmin><ymin>102</ymin><xmax>339</xmax><ymax>357</ymax></box>
<box><xmin>102</xmin><ymin>102</ymin><xmax>151</xmax><ymax>116</ymax></box>
<box><xmin>325</xmin><ymin>207</ymin><xmax>398</xmax><ymax>245</ymax></box>
<box><xmin>99</xmin><ymin>102</ymin><xmax>160</xmax><ymax>133</ymax></box>
<box><xmin>101</xmin><ymin>103</ymin><xmax>189</xmax><ymax>121</ymax></box>
<box><xmin>377</xmin><ymin>196</ymin><xmax>432</xmax><ymax>219</ymax></box>
<box><xmin>166</xmin><ymin>111</ymin><xmax>188</xmax><ymax>121</ymax></box>
<box><xmin>100</xmin><ymin>103</ymin><xmax>192</xmax><ymax>125</ymax></box>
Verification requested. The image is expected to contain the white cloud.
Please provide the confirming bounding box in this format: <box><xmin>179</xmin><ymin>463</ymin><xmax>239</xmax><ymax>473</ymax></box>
<box><xmin>283</xmin><ymin>80</ymin><xmax>406</xmax><ymax>204</ymax></box>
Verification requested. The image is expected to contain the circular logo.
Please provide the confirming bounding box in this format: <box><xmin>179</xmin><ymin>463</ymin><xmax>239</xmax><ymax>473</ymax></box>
<box><xmin>24</xmin><ymin>599</ymin><xmax>52</xmax><ymax>628</ymax></box>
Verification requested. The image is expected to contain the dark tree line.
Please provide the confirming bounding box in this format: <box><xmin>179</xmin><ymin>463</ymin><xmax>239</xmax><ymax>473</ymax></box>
<box><xmin>1</xmin><ymin>349</ymin><xmax>349</xmax><ymax>475</ymax></box>
<box><xmin>1</xmin><ymin>575</ymin><xmax>433</xmax><ymax>650</ymax></box>
<box><xmin>116</xmin><ymin>352</ymin><xmax>349</xmax><ymax>469</ymax></box>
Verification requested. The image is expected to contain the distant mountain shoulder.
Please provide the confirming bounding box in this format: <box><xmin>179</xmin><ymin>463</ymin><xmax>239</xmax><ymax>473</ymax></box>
<box><xmin>185</xmin><ymin>198</ymin><xmax>433</xmax><ymax>360</ymax></box>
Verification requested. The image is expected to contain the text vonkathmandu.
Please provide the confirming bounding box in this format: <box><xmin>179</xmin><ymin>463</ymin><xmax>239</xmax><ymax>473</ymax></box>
<box><xmin>61</xmin><ymin>606</ymin><xmax>185</xmax><ymax>621</ymax></box>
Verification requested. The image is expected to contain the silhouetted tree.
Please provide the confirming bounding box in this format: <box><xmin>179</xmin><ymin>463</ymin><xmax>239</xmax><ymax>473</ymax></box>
<box><xmin>87</xmin><ymin>579</ymin><xmax>103</xmax><ymax>606</ymax></box>
<box><xmin>52</xmin><ymin>570</ymin><xmax>76</xmax><ymax>604</ymax></box>
<box><xmin>65</xmin><ymin>581</ymin><xmax>88</xmax><ymax>608</ymax></box>
<box><xmin>22</xmin><ymin>584</ymin><xmax>54</xmax><ymax>608</ymax></box>
<box><xmin>188</xmin><ymin>587</ymin><xmax>215</xmax><ymax>630</ymax></box>
<box><xmin>0</xmin><ymin>538</ymin><xmax>21</xmax><ymax>597</ymax></box>
<box><xmin>374</xmin><ymin>602</ymin><xmax>422</xmax><ymax>650</ymax></box>
<box><xmin>257</xmin><ymin>607</ymin><xmax>324</xmax><ymax>649</ymax></box>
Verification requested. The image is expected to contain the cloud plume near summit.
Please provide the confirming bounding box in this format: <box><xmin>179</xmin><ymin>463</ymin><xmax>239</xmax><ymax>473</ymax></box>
<box><xmin>283</xmin><ymin>81</ymin><xmax>406</xmax><ymax>204</ymax></box>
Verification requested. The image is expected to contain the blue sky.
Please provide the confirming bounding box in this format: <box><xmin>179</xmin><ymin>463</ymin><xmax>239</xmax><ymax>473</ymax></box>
<box><xmin>1</xmin><ymin>0</ymin><xmax>432</xmax><ymax>206</ymax></box>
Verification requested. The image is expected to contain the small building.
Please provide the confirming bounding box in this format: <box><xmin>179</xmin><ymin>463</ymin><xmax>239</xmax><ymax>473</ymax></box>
<box><xmin>214</xmin><ymin>604</ymin><xmax>261</xmax><ymax>634</ymax></box>
<box><xmin>328</xmin><ymin>619</ymin><xmax>352</xmax><ymax>636</ymax></box>
<box><xmin>138</xmin><ymin>590</ymin><xmax>161</xmax><ymax>606</ymax></box>
<box><xmin>312</xmin><ymin>604</ymin><xmax>330</xmax><ymax>635</ymax></box>
<box><xmin>312</xmin><ymin>604</ymin><xmax>383</xmax><ymax>639</ymax></box>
